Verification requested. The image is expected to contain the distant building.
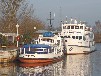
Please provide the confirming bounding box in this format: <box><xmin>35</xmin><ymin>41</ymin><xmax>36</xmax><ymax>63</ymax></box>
<box><xmin>1</xmin><ymin>33</ymin><xmax>17</xmax><ymax>43</ymax></box>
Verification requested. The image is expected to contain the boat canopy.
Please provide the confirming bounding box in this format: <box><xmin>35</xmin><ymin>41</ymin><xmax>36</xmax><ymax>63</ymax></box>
<box><xmin>23</xmin><ymin>44</ymin><xmax>51</xmax><ymax>48</ymax></box>
<box><xmin>43</xmin><ymin>32</ymin><xmax>54</xmax><ymax>37</ymax></box>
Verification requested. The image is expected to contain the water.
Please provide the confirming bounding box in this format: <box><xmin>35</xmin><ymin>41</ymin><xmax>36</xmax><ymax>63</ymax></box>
<box><xmin>0</xmin><ymin>43</ymin><xmax>101</xmax><ymax>76</ymax></box>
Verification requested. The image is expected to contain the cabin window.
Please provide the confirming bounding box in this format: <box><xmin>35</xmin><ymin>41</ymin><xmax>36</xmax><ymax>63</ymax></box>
<box><xmin>50</xmin><ymin>48</ymin><xmax>53</xmax><ymax>53</ymax></box>
<box><xmin>63</xmin><ymin>26</ymin><xmax>66</xmax><ymax>29</ymax></box>
<box><xmin>79</xmin><ymin>36</ymin><xmax>82</xmax><ymax>40</ymax></box>
<box><xmin>39</xmin><ymin>39</ymin><xmax>40</xmax><ymax>42</ymax></box>
<box><xmin>64</xmin><ymin>36</ymin><xmax>68</xmax><ymax>38</ymax></box>
<box><xmin>29</xmin><ymin>48</ymin><xmax>43</xmax><ymax>51</ymax></box>
<box><xmin>71</xmin><ymin>26</ymin><xmax>74</xmax><ymax>29</ymax></box>
<box><xmin>76</xmin><ymin>36</ymin><xmax>78</xmax><ymax>39</ymax></box>
<box><xmin>52</xmin><ymin>40</ymin><xmax>54</xmax><ymax>43</ymax></box>
<box><xmin>83</xmin><ymin>36</ymin><xmax>86</xmax><ymax>41</ymax></box>
<box><xmin>68</xmin><ymin>36</ymin><xmax>70</xmax><ymax>38</ymax></box>
<box><xmin>61</xmin><ymin>36</ymin><xmax>64</xmax><ymax>38</ymax></box>
<box><xmin>72</xmin><ymin>36</ymin><xmax>75</xmax><ymax>39</ymax></box>
<box><xmin>69</xmin><ymin>32</ymin><xmax>73</xmax><ymax>33</ymax></box>
<box><xmin>67</xmin><ymin>26</ymin><xmax>70</xmax><ymax>29</ymax></box>
<box><xmin>65</xmin><ymin>40</ymin><xmax>67</xmax><ymax>42</ymax></box>
<box><xmin>44</xmin><ymin>49</ymin><xmax>48</xmax><ymax>52</ymax></box>
<box><xmin>57</xmin><ymin>40</ymin><xmax>60</xmax><ymax>45</ymax></box>
<box><xmin>80</xmin><ymin>26</ymin><xmax>83</xmax><ymax>29</ymax></box>
<box><xmin>75</xmin><ymin>26</ymin><xmax>79</xmax><ymax>29</ymax></box>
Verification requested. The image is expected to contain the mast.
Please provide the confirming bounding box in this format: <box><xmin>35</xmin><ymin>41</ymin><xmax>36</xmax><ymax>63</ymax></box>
<box><xmin>47</xmin><ymin>12</ymin><xmax>54</xmax><ymax>30</ymax></box>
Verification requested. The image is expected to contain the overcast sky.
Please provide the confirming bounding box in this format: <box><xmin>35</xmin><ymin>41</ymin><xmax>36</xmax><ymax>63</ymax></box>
<box><xmin>29</xmin><ymin>0</ymin><xmax>101</xmax><ymax>27</ymax></box>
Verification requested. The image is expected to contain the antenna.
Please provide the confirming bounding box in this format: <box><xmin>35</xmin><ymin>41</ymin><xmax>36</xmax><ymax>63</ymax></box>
<box><xmin>74</xmin><ymin>18</ymin><xmax>77</xmax><ymax>24</ymax></box>
<box><xmin>80</xmin><ymin>21</ymin><xmax>82</xmax><ymax>24</ymax></box>
<box><xmin>54</xmin><ymin>13</ymin><xmax>55</xmax><ymax>18</ymax></box>
<box><xmin>65</xmin><ymin>16</ymin><xmax>67</xmax><ymax>24</ymax></box>
<box><xmin>59</xmin><ymin>6</ymin><xmax>62</xmax><ymax>26</ymax></box>
<box><xmin>47</xmin><ymin>12</ymin><xmax>54</xmax><ymax>30</ymax></box>
<box><xmin>70</xmin><ymin>17</ymin><xmax>73</xmax><ymax>24</ymax></box>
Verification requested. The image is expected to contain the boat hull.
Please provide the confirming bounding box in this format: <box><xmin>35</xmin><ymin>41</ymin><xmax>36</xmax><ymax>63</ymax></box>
<box><xmin>18</xmin><ymin>51</ymin><xmax>63</xmax><ymax>63</ymax></box>
<box><xmin>19</xmin><ymin>58</ymin><xmax>53</xmax><ymax>63</ymax></box>
<box><xmin>18</xmin><ymin>57</ymin><xmax>62</xmax><ymax>63</ymax></box>
<box><xmin>19</xmin><ymin>61</ymin><xmax>53</xmax><ymax>67</ymax></box>
<box><xmin>64</xmin><ymin>45</ymin><xmax>95</xmax><ymax>55</ymax></box>
<box><xmin>18</xmin><ymin>43</ymin><xmax>64</xmax><ymax>63</ymax></box>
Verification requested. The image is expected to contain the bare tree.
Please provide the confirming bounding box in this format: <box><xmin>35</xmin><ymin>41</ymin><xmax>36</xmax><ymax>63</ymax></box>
<box><xmin>0</xmin><ymin>0</ymin><xmax>44</xmax><ymax>33</ymax></box>
<box><xmin>0</xmin><ymin>0</ymin><xmax>25</xmax><ymax>32</ymax></box>
<box><xmin>95</xmin><ymin>20</ymin><xmax>101</xmax><ymax>33</ymax></box>
<box><xmin>19</xmin><ymin>15</ymin><xmax>45</xmax><ymax>34</ymax></box>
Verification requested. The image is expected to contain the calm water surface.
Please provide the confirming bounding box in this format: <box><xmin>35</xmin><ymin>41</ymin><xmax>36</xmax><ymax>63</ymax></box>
<box><xmin>0</xmin><ymin>43</ymin><xmax>101</xmax><ymax>76</ymax></box>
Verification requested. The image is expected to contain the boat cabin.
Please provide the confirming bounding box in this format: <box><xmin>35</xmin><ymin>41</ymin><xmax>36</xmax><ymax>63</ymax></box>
<box><xmin>20</xmin><ymin>44</ymin><xmax>52</xmax><ymax>54</ymax></box>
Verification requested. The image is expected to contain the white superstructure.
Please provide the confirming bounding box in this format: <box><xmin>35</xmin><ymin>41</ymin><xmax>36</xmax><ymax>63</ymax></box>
<box><xmin>37</xmin><ymin>32</ymin><xmax>64</xmax><ymax>56</ymax></box>
<box><xmin>61</xmin><ymin>18</ymin><xmax>95</xmax><ymax>54</ymax></box>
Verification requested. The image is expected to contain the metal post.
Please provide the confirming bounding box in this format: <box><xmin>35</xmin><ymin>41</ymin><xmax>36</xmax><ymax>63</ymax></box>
<box><xmin>17</xmin><ymin>27</ymin><xmax>18</xmax><ymax>47</ymax></box>
<box><xmin>16</xmin><ymin>24</ymin><xmax>19</xmax><ymax>47</ymax></box>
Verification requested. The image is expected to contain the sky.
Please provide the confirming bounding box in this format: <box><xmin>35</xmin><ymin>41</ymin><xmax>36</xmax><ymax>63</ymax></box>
<box><xmin>28</xmin><ymin>0</ymin><xmax>101</xmax><ymax>27</ymax></box>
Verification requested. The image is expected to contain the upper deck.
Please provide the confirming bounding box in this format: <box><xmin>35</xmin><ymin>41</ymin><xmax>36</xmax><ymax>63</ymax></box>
<box><xmin>61</xmin><ymin>18</ymin><xmax>93</xmax><ymax>36</ymax></box>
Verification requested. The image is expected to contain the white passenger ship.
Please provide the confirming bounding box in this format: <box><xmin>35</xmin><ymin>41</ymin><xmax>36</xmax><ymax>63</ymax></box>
<box><xmin>61</xmin><ymin>18</ymin><xmax>95</xmax><ymax>54</ymax></box>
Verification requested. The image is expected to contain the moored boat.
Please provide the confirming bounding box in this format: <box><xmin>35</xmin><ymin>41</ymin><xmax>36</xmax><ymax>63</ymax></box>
<box><xmin>18</xmin><ymin>44</ymin><xmax>63</xmax><ymax>63</ymax></box>
<box><xmin>60</xmin><ymin>18</ymin><xmax>95</xmax><ymax>54</ymax></box>
<box><xmin>18</xmin><ymin>32</ymin><xmax>64</xmax><ymax>63</ymax></box>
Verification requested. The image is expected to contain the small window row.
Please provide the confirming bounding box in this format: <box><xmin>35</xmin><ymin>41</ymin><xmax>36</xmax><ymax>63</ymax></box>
<box><xmin>60</xmin><ymin>36</ymin><xmax>70</xmax><ymax>38</ymax></box>
<box><xmin>63</xmin><ymin>26</ymin><xmax>83</xmax><ymax>29</ymax></box>
<box><xmin>61</xmin><ymin>36</ymin><xmax>84</xmax><ymax>40</ymax></box>
<box><xmin>72</xmin><ymin>36</ymin><xmax>82</xmax><ymax>40</ymax></box>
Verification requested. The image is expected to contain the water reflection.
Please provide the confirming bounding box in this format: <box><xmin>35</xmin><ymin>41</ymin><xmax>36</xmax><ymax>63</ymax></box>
<box><xmin>65</xmin><ymin>54</ymin><xmax>92</xmax><ymax>76</ymax></box>
<box><xmin>0</xmin><ymin>55</ymin><xmax>94</xmax><ymax>76</ymax></box>
<box><xmin>17</xmin><ymin>61</ymin><xmax>64</xmax><ymax>76</ymax></box>
<box><xmin>1</xmin><ymin>43</ymin><xmax>101</xmax><ymax>76</ymax></box>
<box><xmin>0</xmin><ymin>63</ymin><xmax>17</xmax><ymax>76</ymax></box>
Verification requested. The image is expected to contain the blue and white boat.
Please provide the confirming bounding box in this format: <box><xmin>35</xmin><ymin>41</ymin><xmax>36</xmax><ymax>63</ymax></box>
<box><xmin>18</xmin><ymin>32</ymin><xmax>64</xmax><ymax>63</ymax></box>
